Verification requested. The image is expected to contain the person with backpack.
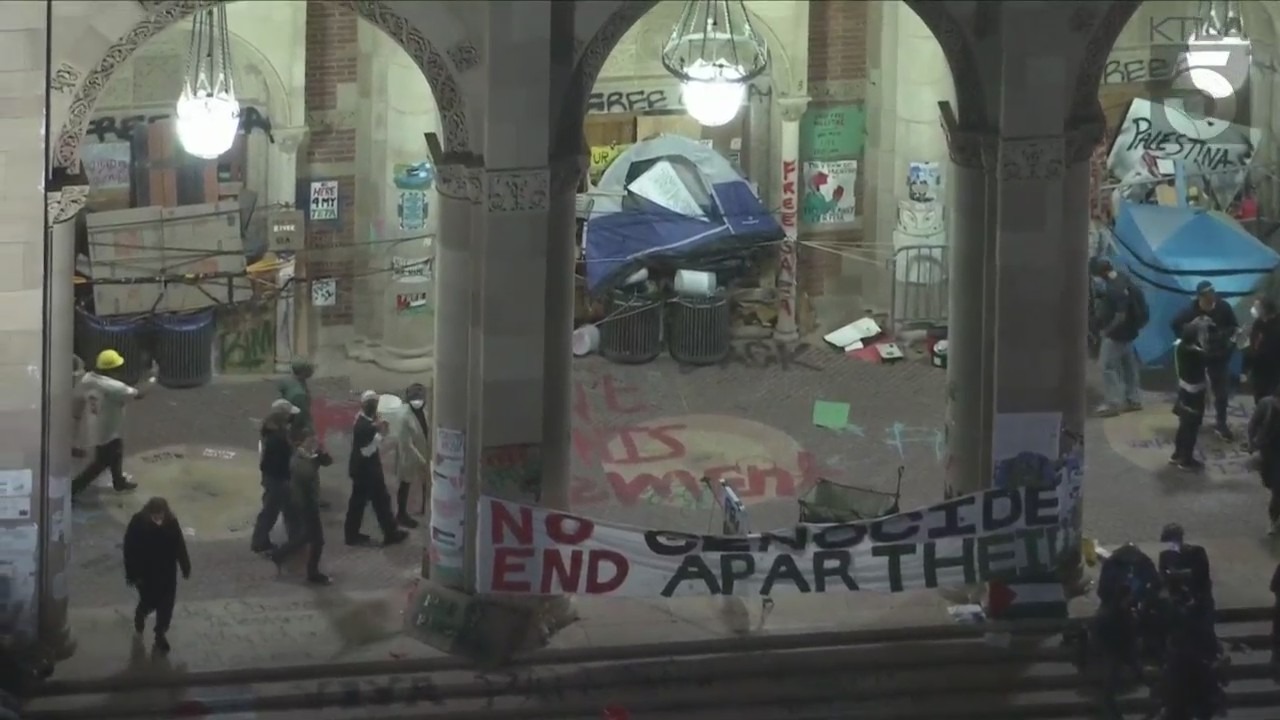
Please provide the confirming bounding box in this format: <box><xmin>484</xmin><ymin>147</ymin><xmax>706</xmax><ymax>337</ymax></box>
<box><xmin>1171</xmin><ymin>281</ymin><xmax>1241</xmax><ymax>441</ymax></box>
<box><xmin>1249</xmin><ymin>385</ymin><xmax>1280</xmax><ymax>533</ymax></box>
<box><xmin>1090</xmin><ymin>258</ymin><xmax>1149</xmax><ymax>417</ymax></box>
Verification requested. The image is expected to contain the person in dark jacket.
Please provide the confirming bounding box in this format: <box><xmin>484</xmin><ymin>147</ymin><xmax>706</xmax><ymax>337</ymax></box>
<box><xmin>1270</xmin><ymin>562</ymin><xmax>1280</xmax><ymax>668</ymax></box>
<box><xmin>250</xmin><ymin>398</ymin><xmax>300</xmax><ymax>553</ymax></box>
<box><xmin>1245</xmin><ymin>297</ymin><xmax>1280</xmax><ymax>402</ymax></box>
<box><xmin>1090</xmin><ymin>258</ymin><xmax>1145</xmax><ymax>417</ymax></box>
<box><xmin>1158</xmin><ymin>523</ymin><xmax>1217</xmax><ymax>660</ymax></box>
<box><xmin>123</xmin><ymin>497</ymin><xmax>190</xmax><ymax>653</ymax></box>
<box><xmin>1171</xmin><ymin>320</ymin><xmax>1211</xmax><ymax>470</ymax></box>
<box><xmin>1249</xmin><ymin>385</ymin><xmax>1280</xmax><ymax>533</ymax></box>
<box><xmin>1171</xmin><ymin>281</ymin><xmax>1241</xmax><ymax>440</ymax></box>
<box><xmin>345</xmin><ymin>390</ymin><xmax>408</xmax><ymax>547</ymax></box>
<box><xmin>271</xmin><ymin>426</ymin><xmax>333</xmax><ymax>584</ymax></box>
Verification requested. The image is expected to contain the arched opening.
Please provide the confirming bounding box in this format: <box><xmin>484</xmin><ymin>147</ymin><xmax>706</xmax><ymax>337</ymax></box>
<box><xmin>560</xmin><ymin>1</ymin><xmax>960</xmax><ymax>527</ymax></box>
<box><xmin>48</xmin><ymin>0</ymin><xmax>467</xmax><ymax>666</ymax></box>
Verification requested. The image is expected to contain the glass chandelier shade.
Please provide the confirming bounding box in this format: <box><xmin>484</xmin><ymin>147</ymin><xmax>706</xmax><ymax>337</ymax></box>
<box><xmin>660</xmin><ymin>0</ymin><xmax>768</xmax><ymax>128</ymax></box>
<box><xmin>1186</xmin><ymin>0</ymin><xmax>1251</xmax><ymax>101</ymax></box>
<box><xmin>176</xmin><ymin>2</ymin><xmax>240</xmax><ymax>160</ymax></box>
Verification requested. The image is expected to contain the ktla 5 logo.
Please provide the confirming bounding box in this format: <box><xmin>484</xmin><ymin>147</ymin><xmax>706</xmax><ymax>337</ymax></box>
<box><xmin>1151</xmin><ymin>38</ymin><xmax>1252</xmax><ymax>139</ymax></box>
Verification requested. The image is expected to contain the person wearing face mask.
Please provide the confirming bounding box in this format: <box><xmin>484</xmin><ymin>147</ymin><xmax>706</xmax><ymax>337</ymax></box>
<box><xmin>71</xmin><ymin>349</ymin><xmax>156</xmax><ymax>496</ymax></box>
<box><xmin>271</xmin><ymin>426</ymin><xmax>333</xmax><ymax>584</ymax></box>
<box><xmin>1245</xmin><ymin>297</ymin><xmax>1280</xmax><ymax>403</ymax></box>
<box><xmin>393</xmin><ymin>383</ymin><xmax>431</xmax><ymax>527</ymax></box>
<box><xmin>123</xmin><ymin>497</ymin><xmax>190</xmax><ymax>653</ymax></box>
<box><xmin>1171</xmin><ymin>282</ymin><xmax>1241</xmax><ymax>441</ymax></box>
<box><xmin>345</xmin><ymin>390</ymin><xmax>409</xmax><ymax>547</ymax></box>
<box><xmin>251</xmin><ymin>399</ymin><xmax>301</xmax><ymax>554</ymax></box>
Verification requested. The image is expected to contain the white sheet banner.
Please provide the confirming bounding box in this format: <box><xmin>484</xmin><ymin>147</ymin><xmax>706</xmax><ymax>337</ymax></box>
<box><xmin>476</xmin><ymin>475</ymin><xmax>1081</xmax><ymax>598</ymax></box>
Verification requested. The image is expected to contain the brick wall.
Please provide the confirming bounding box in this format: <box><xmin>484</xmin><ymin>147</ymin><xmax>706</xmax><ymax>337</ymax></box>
<box><xmin>796</xmin><ymin>1</ymin><xmax>870</xmax><ymax>329</ymax></box>
<box><xmin>303</xmin><ymin>0</ymin><xmax>358</xmax><ymax>326</ymax></box>
<box><xmin>808</xmin><ymin>0</ymin><xmax>868</xmax><ymax>84</ymax></box>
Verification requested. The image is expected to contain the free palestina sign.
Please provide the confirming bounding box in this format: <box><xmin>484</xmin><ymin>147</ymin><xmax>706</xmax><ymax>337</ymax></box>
<box><xmin>475</xmin><ymin>475</ymin><xmax>1081</xmax><ymax>598</ymax></box>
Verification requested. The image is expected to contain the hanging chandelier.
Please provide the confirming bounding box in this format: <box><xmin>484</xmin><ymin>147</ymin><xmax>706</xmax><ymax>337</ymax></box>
<box><xmin>660</xmin><ymin>0</ymin><xmax>769</xmax><ymax>128</ymax></box>
<box><xmin>176</xmin><ymin>2</ymin><xmax>240</xmax><ymax>160</ymax></box>
<box><xmin>1185</xmin><ymin>0</ymin><xmax>1250</xmax><ymax>101</ymax></box>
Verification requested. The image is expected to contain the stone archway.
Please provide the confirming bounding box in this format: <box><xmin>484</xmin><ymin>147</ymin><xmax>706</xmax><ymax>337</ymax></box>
<box><xmin>52</xmin><ymin>0</ymin><xmax>474</xmax><ymax>176</ymax></box>
<box><xmin>556</xmin><ymin>0</ymin><xmax>989</xmax><ymax>157</ymax></box>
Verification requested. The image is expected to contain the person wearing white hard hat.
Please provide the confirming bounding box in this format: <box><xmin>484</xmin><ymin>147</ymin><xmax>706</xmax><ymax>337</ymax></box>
<box><xmin>250</xmin><ymin>398</ymin><xmax>301</xmax><ymax>553</ymax></box>
<box><xmin>344</xmin><ymin>390</ymin><xmax>408</xmax><ymax>547</ymax></box>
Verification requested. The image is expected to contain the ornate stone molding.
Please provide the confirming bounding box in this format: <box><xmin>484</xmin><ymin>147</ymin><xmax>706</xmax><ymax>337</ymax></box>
<box><xmin>550</xmin><ymin>155</ymin><xmax>587</xmax><ymax>197</ymax></box>
<box><xmin>1069</xmin><ymin>1</ymin><xmax>1143</xmax><ymax>126</ymax></box>
<box><xmin>437</xmin><ymin>164</ymin><xmax>483</xmax><ymax>204</ymax></box>
<box><xmin>446</xmin><ymin>41</ymin><xmax>481</xmax><ymax>73</ymax></box>
<box><xmin>776</xmin><ymin>97</ymin><xmax>810</xmax><ymax>124</ymax></box>
<box><xmin>47</xmin><ymin>186</ymin><xmax>90</xmax><ymax>225</ymax></box>
<box><xmin>274</xmin><ymin>126</ymin><xmax>310</xmax><ymax>157</ymax></box>
<box><xmin>55</xmin><ymin>0</ymin><xmax>471</xmax><ymax>172</ymax></box>
<box><xmin>50</xmin><ymin>63</ymin><xmax>82</xmax><ymax>95</ymax></box>
<box><xmin>940</xmin><ymin>102</ymin><xmax>997</xmax><ymax>170</ymax></box>
<box><xmin>998</xmin><ymin>137</ymin><xmax>1066</xmax><ymax>182</ymax></box>
<box><xmin>487</xmin><ymin>169</ymin><xmax>551</xmax><ymax>213</ymax></box>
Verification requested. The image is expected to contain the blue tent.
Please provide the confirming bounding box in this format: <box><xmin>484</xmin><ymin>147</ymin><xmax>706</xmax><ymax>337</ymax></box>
<box><xmin>1107</xmin><ymin>201</ymin><xmax>1280</xmax><ymax>365</ymax></box>
<box><xmin>583</xmin><ymin>134</ymin><xmax>782</xmax><ymax>294</ymax></box>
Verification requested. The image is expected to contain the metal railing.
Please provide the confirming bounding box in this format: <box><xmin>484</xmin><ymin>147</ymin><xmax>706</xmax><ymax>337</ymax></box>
<box><xmin>887</xmin><ymin>244</ymin><xmax>949</xmax><ymax>333</ymax></box>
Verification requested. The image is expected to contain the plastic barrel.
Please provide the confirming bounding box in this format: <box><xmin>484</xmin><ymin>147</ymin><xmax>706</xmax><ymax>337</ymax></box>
<box><xmin>74</xmin><ymin>308</ymin><xmax>149</xmax><ymax>385</ymax></box>
<box><xmin>668</xmin><ymin>292</ymin><xmax>731</xmax><ymax>366</ymax></box>
<box><xmin>599</xmin><ymin>290</ymin><xmax>664</xmax><ymax>364</ymax></box>
<box><xmin>152</xmin><ymin>310</ymin><xmax>216</xmax><ymax>389</ymax></box>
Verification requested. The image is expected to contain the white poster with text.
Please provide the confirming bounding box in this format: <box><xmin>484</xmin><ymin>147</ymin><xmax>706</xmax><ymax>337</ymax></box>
<box><xmin>429</xmin><ymin>427</ymin><xmax>466</xmax><ymax>570</ymax></box>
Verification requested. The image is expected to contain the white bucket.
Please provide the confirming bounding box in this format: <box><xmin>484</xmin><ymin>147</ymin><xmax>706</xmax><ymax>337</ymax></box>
<box><xmin>572</xmin><ymin>324</ymin><xmax>600</xmax><ymax>357</ymax></box>
<box><xmin>674</xmin><ymin>269</ymin><xmax>716</xmax><ymax>298</ymax></box>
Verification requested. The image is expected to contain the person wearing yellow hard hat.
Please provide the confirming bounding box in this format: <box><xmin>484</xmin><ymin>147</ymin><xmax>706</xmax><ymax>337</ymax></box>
<box><xmin>70</xmin><ymin>349</ymin><xmax>156</xmax><ymax>496</ymax></box>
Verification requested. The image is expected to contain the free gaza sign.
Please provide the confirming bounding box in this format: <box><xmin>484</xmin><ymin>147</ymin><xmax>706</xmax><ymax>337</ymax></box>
<box><xmin>476</xmin><ymin>476</ymin><xmax>1080</xmax><ymax>598</ymax></box>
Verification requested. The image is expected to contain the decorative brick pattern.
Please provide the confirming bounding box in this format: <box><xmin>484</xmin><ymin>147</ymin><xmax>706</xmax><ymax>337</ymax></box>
<box><xmin>808</xmin><ymin>0</ymin><xmax>868</xmax><ymax>84</ymax></box>
<box><xmin>304</xmin><ymin>1</ymin><xmax>359</xmax><ymax>327</ymax></box>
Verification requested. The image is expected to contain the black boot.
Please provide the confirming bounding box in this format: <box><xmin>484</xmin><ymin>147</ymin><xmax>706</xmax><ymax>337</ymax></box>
<box><xmin>396</xmin><ymin>483</ymin><xmax>418</xmax><ymax>528</ymax></box>
<box><xmin>154</xmin><ymin>634</ymin><xmax>170</xmax><ymax>653</ymax></box>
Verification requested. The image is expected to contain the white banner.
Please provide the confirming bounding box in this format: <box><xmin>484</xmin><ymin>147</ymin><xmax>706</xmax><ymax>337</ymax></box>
<box><xmin>476</xmin><ymin>476</ymin><xmax>1081</xmax><ymax>598</ymax></box>
<box><xmin>429</xmin><ymin>427</ymin><xmax>466</xmax><ymax>570</ymax></box>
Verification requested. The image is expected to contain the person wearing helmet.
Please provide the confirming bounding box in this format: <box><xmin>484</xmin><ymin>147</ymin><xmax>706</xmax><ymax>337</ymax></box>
<box><xmin>70</xmin><ymin>349</ymin><xmax>154</xmax><ymax>496</ymax></box>
<box><xmin>344</xmin><ymin>390</ymin><xmax>408</xmax><ymax>547</ymax></box>
<box><xmin>392</xmin><ymin>383</ymin><xmax>430</xmax><ymax>528</ymax></box>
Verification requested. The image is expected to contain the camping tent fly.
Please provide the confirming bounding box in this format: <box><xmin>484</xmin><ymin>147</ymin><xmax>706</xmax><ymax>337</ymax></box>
<box><xmin>583</xmin><ymin>134</ymin><xmax>782</xmax><ymax>294</ymax></box>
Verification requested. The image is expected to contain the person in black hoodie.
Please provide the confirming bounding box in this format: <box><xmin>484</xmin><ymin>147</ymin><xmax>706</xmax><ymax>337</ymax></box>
<box><xmin>271</xmin><ymin>426</ymin><xmax>333</xmax><ymax>584</ymax></box>
<box><xmin>1172</xmin><ymin>319</ymin><xmax>1211</xmax><ymax>471</ymax></box>
<box><xmin>1245</xmin><ymin>297</ymin><xmax>1280</xmax><ymax>403</ymax></box>
<box><xmin>345</xmin><ymin>390</ymin><xmax>408</xmax><ymax>547</ymax></box>
<box><xmin>1171</xmin><ymin>281</ymin><xmax>1241</xmax><ymax>440</ymax></box>
<box><xmin>124</xmin><ymin>496</ymin><xmax>190</xmax><ymax>653</ymax></box>
<box><xmin>251</xmin><ymin>399</ymin><xmax>300</xmax><ymax>553</ymax></box>
<box><xmin>1249</xmin><ymin>384</ymin><xmax>1280</xmax><ymax>533</ymax></box>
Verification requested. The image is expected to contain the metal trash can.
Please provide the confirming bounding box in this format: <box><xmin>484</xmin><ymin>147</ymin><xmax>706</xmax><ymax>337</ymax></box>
<box><xmin>668</xmin><ymin>292</ymin><xmax>731</xmax><ymax>366</ymax></box>
<box><xmin>74</xmin><ymin>308</ymin><xmax>149</xmax><ymax>385</ymax></box>
<box><xmin>599</xmin><ymin>289</ymin><xmax>664</xmax><ymax>364</ymax></box>
<box><xmin>152</xmin><ymin>310</ymin><xmax>216</xmax><ymax>389</ymax></box>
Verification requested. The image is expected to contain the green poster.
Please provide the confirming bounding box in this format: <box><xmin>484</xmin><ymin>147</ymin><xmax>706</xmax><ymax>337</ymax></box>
<box><xmin>800</xmin><ymin>105</ymin><xmax>866</xmax><ymax>160</ymax></box>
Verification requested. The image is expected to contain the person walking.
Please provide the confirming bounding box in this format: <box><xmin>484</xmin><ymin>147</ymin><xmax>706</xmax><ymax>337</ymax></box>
<box><xmin>123</xmin><ymin>497</ymin><xmax>190</xmax><ymax>653</ymax></box>
<box><xmin>1250</xmin><ymin>385</ymin><xmax>1280</xmax><ymax>534</ymax></box>
<box><xmin>271</xmin><ymin>426</ymin><xmax>333</xmax><ymax>585</ymax></box>
<box><xmin>1245</xmin><ymin>296</ymin><xmax>1280</xmax><ymax>403</ymax></box>
<box><xmin>1171</xmin><ymin>320</ymin><xmax>1211</xmax><ymax>471</ymax></box>
<box><xmin>393</xmin><ymin>383</ymin><xmax>431</xmax><ymax>527</ymax></box>
<box><xmin>1090</xmin><ymin>258</ymin><xmax>1149</xmax><ymax>417</ymax></box>
<box><xmin>250</xmin><ymin>399</ymin><xmax>300</xmax><ymax>553</ymax></box>
<box><xmin>278</xmin><ymin>358</ymin><xmax>330</xmax><ymax>510</ymax></box>
<box><xmin>345</xmin><ymin>390</ymin><xmax>408</xmax><ymax>547</ymax></box>
<box><xmin>1172</xmin><ymin>281</ymin><xmax>1241</xmax><ymax>440</ymax></box>
<box><xmin>71</xmin><ymin>349</ymin><xmax>155</xmax><ymax>496</ymax></box>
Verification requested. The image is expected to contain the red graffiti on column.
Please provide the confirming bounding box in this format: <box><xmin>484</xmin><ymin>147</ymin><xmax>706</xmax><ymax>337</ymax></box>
<box><xmin>777</xmin><ymin>160</ymin><xmax>799</xmax><ymax>320</ymax></box>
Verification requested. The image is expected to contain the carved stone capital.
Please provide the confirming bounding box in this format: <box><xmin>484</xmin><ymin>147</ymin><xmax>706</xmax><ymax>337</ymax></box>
<box><xmin>275</xmin><ymin>126</ymin><xmax>310</xmax><ymax>156</ymax></box>
<box><xmin>776</xmin><ymin>96</ymin><xmax>811</xmax><ymax>123</ymax></box>
<box><xmin>436</xmin><ymin>163</ymin><xmax>484</xmax><ymax>204</ymax></box>
<box><xmin>47</xmin><ymin>186</ymin><xmax>89</xmax><ymax>225</ymax></box>
<box><xmin>487</xmin><ymin>169</ymin><xmax>551</xmax><ymax>213</ymax></box>
<box><xmin>999</xmin><ymin>136</ymin><xmax>1066</xmax><ymax>182</ymax></box>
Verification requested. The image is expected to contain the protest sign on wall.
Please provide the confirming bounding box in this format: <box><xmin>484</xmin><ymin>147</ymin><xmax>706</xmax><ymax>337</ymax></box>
<box><xmin>475</xmin><ymin>471</ymin><xmax>1081</xmax><ymax>598</ymax></box>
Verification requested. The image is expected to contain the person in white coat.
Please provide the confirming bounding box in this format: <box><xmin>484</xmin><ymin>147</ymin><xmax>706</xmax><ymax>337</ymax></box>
<box><xmin>392</xmin><ymin>383</ymin><xmax>430</xmax><ymax>527</ymax></box>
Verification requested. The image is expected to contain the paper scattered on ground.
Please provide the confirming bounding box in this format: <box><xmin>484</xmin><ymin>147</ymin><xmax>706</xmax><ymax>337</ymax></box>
<box><xmin>823</xmin><ymin>317</ymin><xmax>882</xmax><ymax>350</ymax></box>
<box><xmin>876</xmin><ymin>343</ymin><xmax>904</xmax><ymax>361</ymax></box>
<box><xmin>948</xmin><ymin>604</ymin><xmax>986</xmax><ymax>624</ymax></box>
<box><xmin>812</xmin><ymin>400</ymin><xmax>851</xmax><ymax>430</ymax></box>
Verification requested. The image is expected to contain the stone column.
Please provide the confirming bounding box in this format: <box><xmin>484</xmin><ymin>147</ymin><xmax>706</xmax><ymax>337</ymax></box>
<box><xmin>269</xmin><ymin>126</ymin><xmax>309</xmax><ymax>208</ymax></box>
<box><xmin>273</xmin><ymin>127</ymin><xmax>310</xmax><ymax>362</ymax></box>
<box><xmin>425</xmin><ymin>159</ymin><xmax>480</xmax><ymax>587</ymax></box>
<box><xmin>40</xmin><ymin>184</ymin><xmax>86</xmax><ymax>662</ymax></box>
<box><xmin>773</xmin><ymin>97</ymin><xmax>807</xmax><ymax>341</ymax></box>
